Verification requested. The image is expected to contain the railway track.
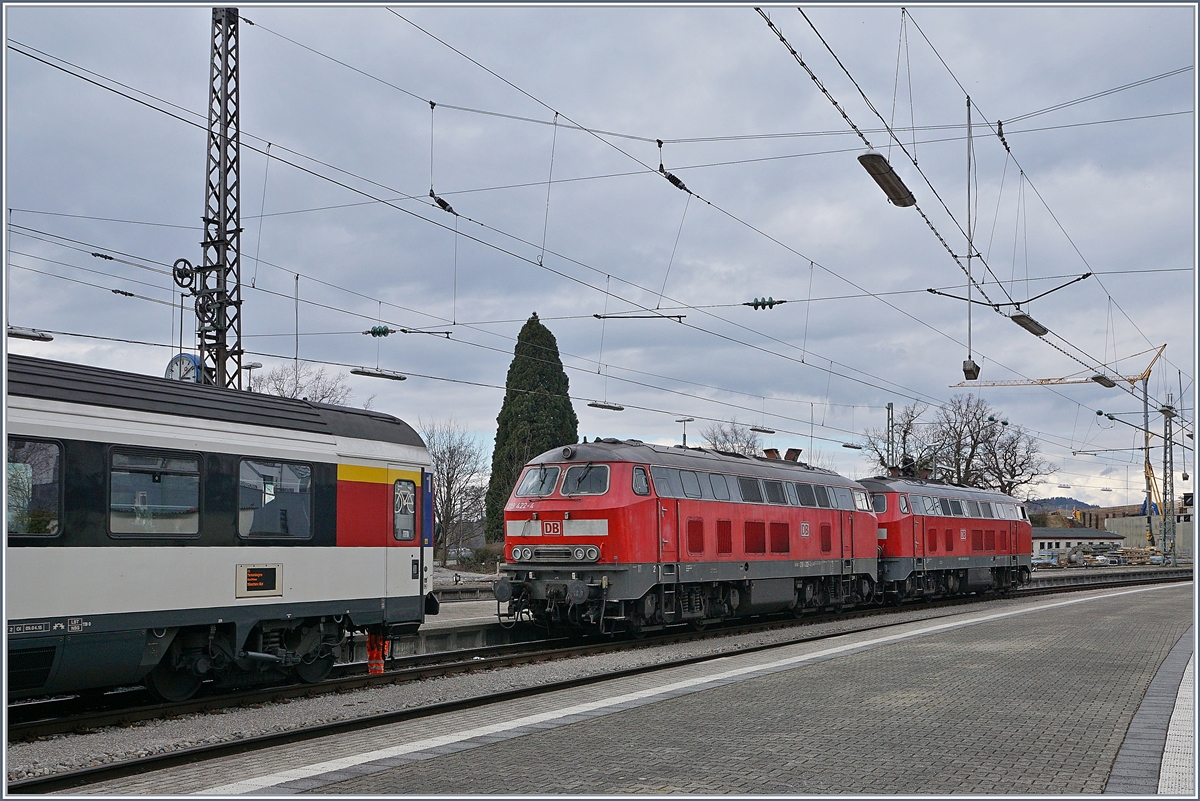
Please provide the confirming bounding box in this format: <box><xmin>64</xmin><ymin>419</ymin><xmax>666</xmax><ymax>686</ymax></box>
<box><xmin>8</xmin><ymin>568</ymin><xmax>1190</xmax><ymax>794</ymax></box>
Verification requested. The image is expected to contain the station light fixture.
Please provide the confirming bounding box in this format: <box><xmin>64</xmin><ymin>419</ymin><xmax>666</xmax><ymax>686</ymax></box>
<box><xmin>587</xmin><ymin>401</ymin><xmax>624</xmax><ymax>411</ymax></box>
<box><xmin>1010</xmin><ymin>311</ymin><xmax>1049</xmax><ymax>337</ymax></box>
<box><xmin>841</xmin><ymin>442</ymin><xmax>863</xmax><ymax>450</ymax></box>
<box><xmin>1090</xmin><ymin>374</ymin><xmax>1117</xmax><ymax>388</ymax></box>
<box><xmin>857</xmin><ymin>151</ymin><xmax>916</xmax><ymax>207</ymax></box>
<box><xmin>7</xmin><ymin>326</ymin><xmax>53</xmax><ymax>342</ymax></box>
<box><xmin>750</xmin><ymin>426</ymin><xmax>775</xmax><ymax>435</ymax></box>
<box><xmin>351</xmin><ymin>367</ymin><xmax>407</xmax><ymax>381</ymax></box>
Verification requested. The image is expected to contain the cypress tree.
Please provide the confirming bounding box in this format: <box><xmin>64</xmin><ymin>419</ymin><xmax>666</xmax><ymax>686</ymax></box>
<box><xmin>484</xmin><ymin>313</ymin><xmax>579</xmax><ymax>541</ymax></box>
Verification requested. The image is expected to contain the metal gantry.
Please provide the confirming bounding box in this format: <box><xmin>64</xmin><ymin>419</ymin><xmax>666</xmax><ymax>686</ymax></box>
<box><xmin>174</xmin><ymin>7</ymin><xmax>243</xmax><ymax>389</ymax></box>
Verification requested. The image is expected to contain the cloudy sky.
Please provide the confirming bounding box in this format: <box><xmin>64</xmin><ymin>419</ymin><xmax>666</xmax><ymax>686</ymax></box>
<box><xmin>4</xmin><ymin>4</ymin><xmax>1195</xmax><ymax>505</ymax></box>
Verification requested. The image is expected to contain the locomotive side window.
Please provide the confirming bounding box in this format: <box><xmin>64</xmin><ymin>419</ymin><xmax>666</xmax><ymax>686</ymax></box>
<box><xmin>632</xmin><ymin>466</ymin><xmax>650</xmax><ymax>496</ymax></box>
<box><xmin>949</xmin><ymin>499</ymin><xmax>965</xmax><ymax>516</ymax></box>
<box><xmin>650</xmin><ymin>466</ymin><xmax>681</xmax><ymax>498</ymax></box>
<box><xmin>795</xmin><ymin>483</ymin><xmax>817</xmax><ymax>507</ymax></box>
<box><xmin>812</xmin><ymin>485</ymin><xmax>831</xmax><ymax>508</ymax></box>
<box><xmin>763</xmin><ymin>480</ymin><xmax>786</xmax><ymax>505</ymax></box>
<box><xmin>833</xmin><ymin>487</ymin><xmax>854</xmax><ymax>510</ymax></box>
<box><xmin>854</xmin><ymin>490</ymin><xmax>871</xmax><ymax>512</ymax></box>
<box><xmin>737</xmin><ymin>476</ymin><xmax>764</xmax><ymax>503</ymax></box>
<box><xmin>563</xmin><ymin>464</ymin><xmax>610</xmax><ymax>496</ymax></box>
<box><xmin>515</xmin><ymin>465</ymin><xmax>560</xmax><ymax>497</ymax></box>
<box><xmin>966</xmin><ymin>500</ymin><xmax>982</xmax><ymax>518</ymax></box>
<box><xmin>678</xmin><ymin>470</ymin><xmax>703</xmax><ymax>499</ymax></box>
<box><xmin>938</xmin><ymin>498</ymin><xmax>953</xmax><ymax>516</ymax></box>
<box><xmin>709</xmin><ymin>473</ymin><xmax>730</xmax><ymax>500</ymax></box>
<box><xmin>109</xmin><ymin>450</ymin><xmax>200</xmax><ymax>536</ymax></box>
<box><xmin>785</xmin><ymin>482</ymin><xmax>799</xmax><ymax>506</ymax></box>
<box><xmin>7</xmin><ymin>438</ymin><xmax>62</xmax><ymax>536</ymax></box>
<box><xmin>1018</xmin><ymin>506</ymin><xmax>1028</xmax><ymax>520</ymax></box>
<box><xmin>394</xmin><ymin>479</ymin><xmax>416</xmax><ymax>540</ymax></box>
<box><xmin>871</xmin><ymin>494</ymin><xmax>887</xmax><ymax>514</ymax></box>
<box><xmin>898</xmin><ymin>495</ymin><xmax>910</xmax><ymax>514</ymax></box>
<box><xmin>980</xmin><ymin>501</ymin><xmax>995</xmax><ymax>518</ymax></box>
<box><xmin>238</xmin><ymin>460</ymin><xmax>312</xmax><ymax>538</ymax></box>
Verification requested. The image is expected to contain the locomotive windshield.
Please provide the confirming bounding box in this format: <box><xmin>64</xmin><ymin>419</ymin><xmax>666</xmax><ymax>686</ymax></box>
<box><xmin>562</xmin><ymin>464</ymin><xmax>610</xmax><ymax>495</ymax></box>
<box><xmin>515</xmin><ymin>465</ymin><xmax>560</xmax><ymax>497</ymax></box>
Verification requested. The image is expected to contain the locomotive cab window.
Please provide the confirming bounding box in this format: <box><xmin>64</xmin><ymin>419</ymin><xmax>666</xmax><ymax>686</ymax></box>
<box><xmin>853</xmin><ymin>489</ymin><xmax>871</xmax><ymax>512</ymax></box>
<box><xmin>7</xmin><ymin>438</ymin><xmax>62</xmax><ymax>537</ymax></box>
<box><xmin>650</xmin><ymin>466</ymin><xmax>681</xmax><ymax>498</ymax></box>
<box><xmin>109</xmin><ymin>450</ymin><xmax>200</xmax><ymax>536</ymax></box>
<box><xmin>515</xmin><ymin>465</ymin><xmax>560</xmax><ymax>497</ymax></box>
<box><xmin>239</xmin><ymin>460</ymin><xmax>312</xmax><ymax>538</ymax></box>
<box><xmin>562</xmin><ymin>464</ymin><xmax>610</xmax><ymax>496</ymax></box>
<box><xmin>898</xmin><ymin>495</ymin><xmax>910</xmax><ymax>514</ymax></box>
<box><xmin>394</xmin><ymin>479</ymin><xmax>417</xmax><ymax>540</ymax></box>
<box><xmin>632</xmin><ymin>466</ymin><xmax>650</xmax><ymax>496</ymax></box>
<box><xmin>871</xmin><ymin>493</ymin><xmax>887</xmax><ymax>513</ymax></box>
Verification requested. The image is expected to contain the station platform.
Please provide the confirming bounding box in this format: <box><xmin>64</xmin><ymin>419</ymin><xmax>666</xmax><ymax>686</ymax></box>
<box><xmin>74</xmin><ymin>582</ymin><xmax>1192</xmax><ymax>795</ymax></box>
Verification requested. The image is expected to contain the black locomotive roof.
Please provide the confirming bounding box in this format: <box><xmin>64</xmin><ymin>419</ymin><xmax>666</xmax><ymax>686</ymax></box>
<box><xmin>6</xmin><ymin>354</ymin><xmax>425</xmax><ymax>448</ymax></box>
<box><xmin>526</xmin><ymin>439</ymin><xmax>861</xmax><ymax>487</ymax></box>
<box><xmin>859</xmin><ymin>475</ymin><xmax>1019</xmax><ymax>504</ymax></box>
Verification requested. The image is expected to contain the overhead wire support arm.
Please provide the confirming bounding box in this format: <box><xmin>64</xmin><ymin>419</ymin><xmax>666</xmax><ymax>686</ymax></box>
<box><xmin>927</xmin><ymin>272</ymin><xmax>1092</xmax><ymax>307</ymax></box>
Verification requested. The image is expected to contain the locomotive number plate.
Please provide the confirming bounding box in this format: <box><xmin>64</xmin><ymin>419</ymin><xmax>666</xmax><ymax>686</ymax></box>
<box><xmin>542</xmin><ymin>520</ymin><xmax>562</xmax><ymax>536</ymax></box>
<box><xmin>236</xmin><ymin>564</ymin><xmax>284</xmax><ymax>598</ymax></box>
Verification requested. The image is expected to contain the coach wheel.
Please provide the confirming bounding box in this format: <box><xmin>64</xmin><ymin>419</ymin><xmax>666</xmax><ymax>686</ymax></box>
<box><xmin>145</xmin><ymin>662</ymin><xmax>202</xmax><ymax>702</ymax></box>
<box><xmin>295</xmin><ymin>653</ymin><xmax>336</xmax><ymax>684</ymax></box>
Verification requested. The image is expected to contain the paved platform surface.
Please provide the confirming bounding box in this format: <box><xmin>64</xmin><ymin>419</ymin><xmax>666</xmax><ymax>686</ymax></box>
<box><xmin>72</xmin><ymin>583</ymin><xmax>1191</xmax><ymax>795</ymax></box>
<box><xmin>419</xmin><ymin>599</ymin><xmax>500</xmax><ymax>631</ymax></box>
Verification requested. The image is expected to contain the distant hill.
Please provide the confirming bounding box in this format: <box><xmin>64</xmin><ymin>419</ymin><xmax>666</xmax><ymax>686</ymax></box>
<box><xmin>1027</xmin><ymin>496</ymin><xmax>1098</xmax><ymax>513</ymax></box>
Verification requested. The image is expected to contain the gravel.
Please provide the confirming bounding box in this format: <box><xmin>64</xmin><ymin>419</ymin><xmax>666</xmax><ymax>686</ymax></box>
<box><xmin>7</xmin><ymin>594</ymin><xmax>1024</xmax><ymax>781</ymax></box>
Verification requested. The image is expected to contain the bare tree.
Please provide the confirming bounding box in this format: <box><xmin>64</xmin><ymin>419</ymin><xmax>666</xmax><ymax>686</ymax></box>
<box><xmin>250</xmin><ymin>362</ymin><xmax>354</xmax><ymax>406</ymax></box>
<box><xmin>701</xmin><ymin>419</ymin><xmax>762</xmax><ymax>457</ymax></box>
<box><xmin>861</xmin><ymin>395</ymin><xmax>1055</xmax><ymax>495</ymax></box>
<box><xmin>421</xmin><ymin>418</ymin><xmax>490</xmax><ymax>564</ymax></box>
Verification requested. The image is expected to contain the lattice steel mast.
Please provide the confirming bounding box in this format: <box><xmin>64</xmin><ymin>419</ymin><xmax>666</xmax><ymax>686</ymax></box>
<box><xmin>175</xmin><ymin>7</ymin><xmax>243</xmax><ymax>388</ymax></box>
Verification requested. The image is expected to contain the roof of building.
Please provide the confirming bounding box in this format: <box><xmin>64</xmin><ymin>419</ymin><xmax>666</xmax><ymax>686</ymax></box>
<box><xmin>7</xmin><ymin>353</ymin><xmax>425</xmax><ymax>447</ymax></box>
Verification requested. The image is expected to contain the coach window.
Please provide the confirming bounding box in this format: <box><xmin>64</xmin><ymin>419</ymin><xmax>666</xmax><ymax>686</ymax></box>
<box><xmin>110</xmin><ymin>451</ymin><xmax>200</xmax><ymax>536</ymax></box>
<box><xmin>7</xmin><ymin>438</ymin><xmax>62</xmax><ymax>537</ymax></box>
<box><xmin>812</xmin><ymin>485</ymin><xmax>832</xmax><ymax>509</ymax></box>
<box><xmin>898</xmin><ymin>495</ymin><xmax>910</xmax><ymax>515</ymax></box>
<box><xmin>738</xmin><ymin>476</ymin><xmax>764</xmax><ymax>503</ymax></box>
<box><xmin>709</xmin><ymin>473</ymin><xmax>730</xmax><ymax>501</ymax></box>
<box><xmin>679</xmin><ymin>470</ymin><xmax>703</xmax><ymax>499</ymax></box>
<box><xmin>966</xmin><ymin>500</ymin><xmax>982</xmax><ymax>518</ymax></box>
<box><xmin>949</xmin><ymin>499</ymin><xmax>965</xmax><ymax>516</ymax></box>
<box><xmin>795</xmin><ymin>483</ymin><xmax>817</xmax><ymax>507</ymax></box>
<box><xmin>980</xmin><ymin>501</ymin><xmax>995</xmax><ymax>518</ymax></box>
<box><xmin>632</xmin><ymin>466</ymin><xmax>650</xmax><ymax>496</ymax></box>
<box><xmin>394</xmin><ymin>479</ymin><xmax>417</xmax><ymax>540</ymax></box>
<box><xmin>239</xmin><ymin>460</ymin><xmax>312</xmax><ymax>538</ymax></box>
<box><xmin>763</xmin><ymin>480</ymin><xmax>786</xmax><ymax>505</ymax></box>
<box><xmin>563</xmin><ymin>464</ymin><xmax>610</xmax><ymax>496</ymax></box>
<box><xmin>515</xmin><ymin>465</ymin><xmax>560</xmax><ymax>497</ymax></box>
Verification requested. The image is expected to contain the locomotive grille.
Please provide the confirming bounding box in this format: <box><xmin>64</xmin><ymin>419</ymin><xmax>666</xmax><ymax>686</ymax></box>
<box><xmin>8</xmin><ymin>646</ymin><xmax>57</xmax><ymax>691</ymax></box>
<box><xmin>533</xmin><ymin>546</ymin><xmax>574</xmax><ymax>561</ymax></box>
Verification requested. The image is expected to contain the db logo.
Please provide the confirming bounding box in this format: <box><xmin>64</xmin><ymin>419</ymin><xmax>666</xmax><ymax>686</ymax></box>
<box><xmin>960</xmin><ymin>529</ymin><xmax>967</xmax><ymax>540</ymax></box>
<box><xmin>542</xmin><ymin>520</ymin><xmax>563</xmax><ymax>536</ymax></box>
<box><xmin>800</xmin><ymin>522</ymin><xmax>811</xmax><ymax>537</ymax></box>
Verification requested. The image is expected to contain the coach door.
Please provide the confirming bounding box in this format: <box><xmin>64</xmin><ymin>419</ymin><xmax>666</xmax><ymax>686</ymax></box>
<box><xmin>385</xmin><ymin>465</ymin><xmax>423</xmax><ymax>607</ymax></box>
<box><xmin>658</xmin><ymin>498</ymin><xmax>679</xmax><ymax>564</ymax></box>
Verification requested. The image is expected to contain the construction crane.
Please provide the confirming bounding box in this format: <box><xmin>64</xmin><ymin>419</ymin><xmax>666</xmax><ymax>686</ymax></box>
<box><xmin>950</xmin><ymin>345</ymin><xmax>1165</xmax><ymax>389</ymax></box>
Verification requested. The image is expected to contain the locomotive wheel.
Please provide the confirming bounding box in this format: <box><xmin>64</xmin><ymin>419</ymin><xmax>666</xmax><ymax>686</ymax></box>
<box><xmin>295</xmin><ymin>653</ymin><xmax>336</xmax><ymax>683</ymax></box>
<box><xmin>145</xmin><ymin>662</ymin><xmax>202</xmax><ymax>702</ymax></box>
<box><xmin>689</xmin><ymin>619</ymin><xmax>707</xmax><ymax>632</ymax></box>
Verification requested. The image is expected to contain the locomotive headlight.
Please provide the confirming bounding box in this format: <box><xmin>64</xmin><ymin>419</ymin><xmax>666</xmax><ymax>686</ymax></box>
<box><xmin>520</xmin><ymin>547</ymin><xmax>532</xmax><ymax>560</ymax></box>
<box><xmin>573</xmin><ymin>547</ymin><xmax>586</xmax><ymax>560</ymax></box>
<box><xmin>586</xmin><ymin>546</ymin><xmax>599</xmax><ymax>561</ymax></box>
<box><xmin>511</xmin><ymin>546</ymin><xmax>521</xmax><ymax>561</ymax></box>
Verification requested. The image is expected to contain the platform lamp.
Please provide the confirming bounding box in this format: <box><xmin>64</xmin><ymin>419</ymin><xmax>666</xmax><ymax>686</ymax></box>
<box><xmin>675</xmin><ymin>417</ymin><xmax>695</xmax><ymax>447</ymax></box>
<box><xmin>241</xmin><ymin>361</ymin><xmax>263</xmax><ymax>390</ymax></box>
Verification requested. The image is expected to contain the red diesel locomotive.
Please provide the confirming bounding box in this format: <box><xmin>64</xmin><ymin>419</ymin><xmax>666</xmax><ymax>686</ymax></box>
<box><xmin>493</xmin><ymin>439</ymin><xmax>879</xmax><ymax>634</ymax></box>
<box><xmin>860</xmin><ymin>476</ymin><xmax>1033</xmax><ymax>601</ymax></box>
